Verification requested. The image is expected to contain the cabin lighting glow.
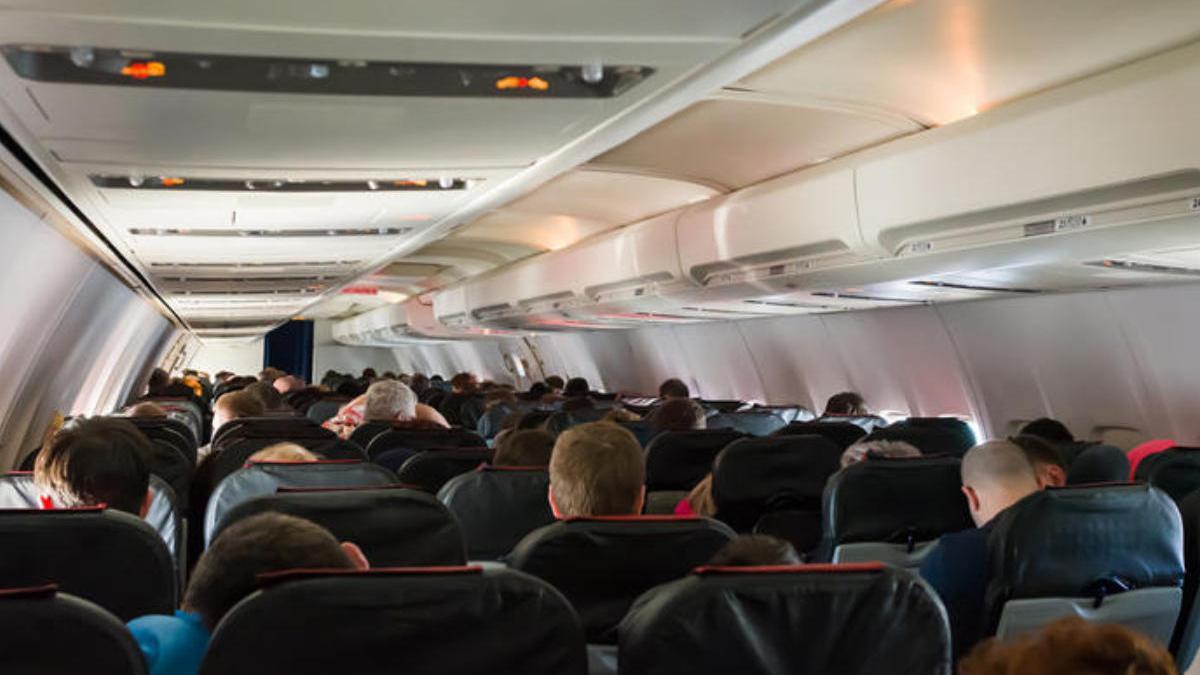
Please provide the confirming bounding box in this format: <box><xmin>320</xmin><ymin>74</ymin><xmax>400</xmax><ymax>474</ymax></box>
<box><xmin>120</xmin><ymin>61</ymin><xmax>165</xmax><ymax>79</ymax></box>
<box><xmin>495</xmin><ymin>76</ymin><xmax>549</xmax><ymax>91</ymax></box>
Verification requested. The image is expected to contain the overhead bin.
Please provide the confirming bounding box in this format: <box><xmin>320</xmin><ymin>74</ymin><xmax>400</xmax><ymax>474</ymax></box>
<box><xmin>338</xmin><ymin>296</ymin><xmax>516</xmax><ymax>346</ymax></box>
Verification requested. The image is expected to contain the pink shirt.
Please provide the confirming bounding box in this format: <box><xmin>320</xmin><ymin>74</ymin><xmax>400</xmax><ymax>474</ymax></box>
<box><xmin>1127</xmin><ymin>439</ymin><xmax>1175</xmax><ymax>480</ymax></box>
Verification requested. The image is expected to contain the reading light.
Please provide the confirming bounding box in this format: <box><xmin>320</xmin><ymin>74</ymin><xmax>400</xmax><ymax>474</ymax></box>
<box><xmin>438</xmin><ymin>176</ymin><xmax>454</xmax><ymax>189</ymax></box>
<box><xmin>308</xmin><ymin>63</ymin><xmax>330</xmax><ymax>79</ymax></box>
<box><xmin>128</xmin><ymin>174</ymin><xmax>145</xmax><ymax>187</ymax></box>
<box><xmin>581</xmin><ymin>62</ymin><xmax>604</xmax><ymax>84</ymax></box>
<box><xmin>366</xmin><ymin>180</ymin><xmax>379</xmax><ymax>191</ymax></box>
<box><xmin>120</xmin><ymin>61</ymin><xmax>166</xmax><ymax>80</ymax></box>
<box><xmin>69</xmin><ymin>47</ymin><xmax>94</xmax><ymax>68</ymax></box>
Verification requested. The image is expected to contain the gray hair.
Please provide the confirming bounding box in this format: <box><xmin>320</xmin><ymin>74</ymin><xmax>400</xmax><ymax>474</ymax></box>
<box><xmin>364</xmin><ymin>380</ymin><xmax>417</xmax><ymax>421</ymax></box>
<box><xmin>840</xmin><ymin>440</ymin><xmax>922</xmax><ymax>468</ymax></box>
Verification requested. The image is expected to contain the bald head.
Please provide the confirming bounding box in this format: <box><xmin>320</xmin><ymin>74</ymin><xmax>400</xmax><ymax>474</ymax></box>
<box><xmin>960</xmin><ymin>440</ymin><xmax>1039</xmax><ymax>526</ymax></box>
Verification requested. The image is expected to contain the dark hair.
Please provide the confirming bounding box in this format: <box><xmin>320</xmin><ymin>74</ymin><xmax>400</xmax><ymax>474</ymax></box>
<box><xmin>361</xmin><ymin>368</ymin><xmax>377</xmax><ymax>380</ymax></box>
<box><xmin>658</xmin><ymin>378</ymin><xmax>690</xmax><ymax>399</ymax></box>
<box><xmin>649</xmin><ymin>398</ymin><xmax>706</xmax><ymax>432</ymax></box>
<box><xmin>450</xmin><ymin>372</ymin><xmax>478</xmax><ymax>392</ymax></box>
<box><xmin>1019</xmin><ymin>418</ymin><xmax>1075</xmax><ymax>445</ymax></box>
<box><xmin>1009</xmin><ymin>434</ymin><xmax>1066</xmax><ymax>470</ymax></box>
<box><xmin>708</xmin><ymin>535</ymin><xmax>801</xmax><ymax>567</ymax></box>
<box><xmin>544</xmin><ymin>376</ymin><xmax>565</xmax><ymax>391</ymax></box>
<box><xmin>34</xmin><ymin>417</ymin><xmax>151</xmax><ymax>515</ymax></box>
<box><xmin>494</xmin><ymin>429</ymin><xmax>556</xmax><ymax>467</ymax></box>
<box><xmin>335</xmin><ymin>380</ymin><xmax>365</xmax><ymax>398</ymax></box>
<box><xmin>564</xmin><ymin>377</ymin><xmax>590</xmax><ymax>398</ymax></box>
<box><xmin>824</xmin><ymin>392</ymin><xmax>867</xmax><ymax>416</ymax></box>
<box><xmin>525</xmin><ymin>382</ymin><xmax>550</xmax><ymax>400</ymax></box>
<box><xmin>147</xmin><ymin>368</ymin><xmax>170</xmax><ymax>395</ymax></box>
<box><xmin>1066</xmin><ymin>444</ymin><xmax>1131</xmax><ymax>485</ymax></box>
<box><xmin>959</xmin><ymin>616</ymin><xmax>1177</xmax><ymax>675</ymax></box>
<box><xmin>409</xmin><ymin>373</ymin><xmax>430</xmax><ymax>394</ymax></box>
<box><xmin>243</xmin><ymin>381</ymin><xmax>287</xmax><ymax>412</ymax></box>
<box><xmin>184</xmin><ymin>513</ymin><xmax>352</xmax><ymax>630</ymax></box>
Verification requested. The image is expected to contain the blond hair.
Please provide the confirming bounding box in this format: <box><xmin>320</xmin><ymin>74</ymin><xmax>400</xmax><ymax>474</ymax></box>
<box><xmin>249</xmin><ymin>442</ymin><xmax>318</xmax><ymax>463</ymax></box>
<box><xmin>549</xmin><ymin>422</ymin><xmax>644</xmax><ymax>517</ymax></box>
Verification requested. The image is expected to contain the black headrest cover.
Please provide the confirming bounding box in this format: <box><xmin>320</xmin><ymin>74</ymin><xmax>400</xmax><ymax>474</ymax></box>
<box><xmin>823</xmin><ymin>456</ymin><xmax>970</xmax><ymax>545</ymax></box>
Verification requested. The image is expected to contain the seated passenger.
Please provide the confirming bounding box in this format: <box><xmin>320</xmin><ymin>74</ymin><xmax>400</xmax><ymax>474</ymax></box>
<box><xmin>548</xmin><ymin>422</ymin><xmax>644</xmax><ymax>518</ymax></box>
<box><xmin>560</xmin><ymin>377</ymin><xmax>596</xmax><ymax>413</ymax></box>
<box><xmin>258</xmin><ymin>367</ymin><xmax>286</xmax><ymax>384</ymax></box>
<box><xmin>919</xmin><ymin>440</ymin><xmax>1040</xmax><ymax>661</ymax></box>
<box><xmin>708</xmin><ymin>535</ymin><xmax>801</xmax><ymax>566</ymax></box>
<box><xmin>128</xmin><ymin>513</ymin><xmax>368</xmax><ymax>675</ymax></box>
<box><xmin>322</xmin><ymin>380</ymin><xmax>449</xmax><ymax>439</ymax></box>
<box><xmin>125</xmin><ymin>402</ymin><xmax>168</xmax><ymax>418</ymax></box>
<box><xmin>1018</xmin><ymin>417</ymin><xmax>1075</xmax><ymax>446</ymax></box>
<box><xmin>439</xmin><ymin>372</ymin><xmax>480</xmax><ymax>425</ymax></box>
<box><xmin>146</xmin><ymin>368</ymin><xmax>171</xmax><ymax>397</ymax></box>
<box><xmin>242</xmin><ymin>381</ymin><xmax>290</xmax><ymax>413</ymax></box>
<box><xmin>1128</xmin><ymin>439</ymin><xmax>1176</xmax><ymax>480</ymax></box>
<box><xmin>34</xmin><ymin>417</ymin><xmax>153</xmax><ymax>516</ymax></box>
<box><xmin>658</xmin><ymin>378</ymin><xmax>691</xmax><ymax>401</ymax></box>
<box><xmin>210</xmin><ymin>390</ymin><xmax>266</xmax><ymax>450</ymax></box>
<box><xmin>493</xmin><ymin>429</ymin><xmax>556</xmax><ymax>467</ymax></box>
<box><xmin>544</xmin><ymin>376</ymin><xmax>566</xmax><ymax>396</ymax></box>
<box><xmin>1066</xmin><ymin>444</ymin><xmax>1131</xmax><ymax>485</ymax></box>
<box><xmin>675</xmin><ymin>474</ymin><xmax>716</xmax><ymax>517</ymax></box>
<box><xmin>248</xmin><ymin>443</ymin><xmax>319</xmax><ymax>463</ymax></box>
<box><xmin>822</xmin><ymin>391</ymin><xmax>869</xmax><ymax>417</ymax></box>
<box><xmin>839</xmin><ymin>439</ymin><xmax>921</xmax><ymax>468</ymax></box>
<box><xmin>272</xmin><ymin>375</ymin><xmax>305</xmax><ymax>395</ymax></box>
<box><xmin>958</xmin><ymin>616</ymin><xmax>1177</xmax><ymax>675</ymax></box>
<box><xmin>646</xmin><ymin>398</ymin><xmax>707</xmax><ymax>433</ymax></box>
<box><xmin>1009</xmin><ymin>434</ymin><xmax>1067</xmax><ymax>488</ymax></box>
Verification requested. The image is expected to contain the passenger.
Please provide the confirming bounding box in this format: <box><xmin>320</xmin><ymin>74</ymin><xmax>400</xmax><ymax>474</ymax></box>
<box><xmin>127</xmin><ymin>513</ymin><xmax>368</xmax><ymax>675</ymax></box>
<box><xmin>1128</xmin><ymin>439</ymin><xmax>1176</xmax><ymax>480</ymax></box>
<box><xmin>409</xmin><ymin>373</ymin><xmax>431</xmax><ymax>398</ymax></box>
<box><xmin>658</xmin><ymin>378</ymin><xmax>691</xmax><ymax>400</ymax></box>
<box><xmin>548</xmin><ymin>422</ymin><xmax>644</xmax><ymax>518</ymax></box>
<box><xmin>493</xmin><ymin>429</ymin><xmax>556</xmax><ymax>467</ymax></box>
<box><xmin>248</xmin><ymin>442</ymin><xmax>319</xmax><ymax>463</ymax></box>
<box><xmin>674</xmin><ymin>474</ymin><xmax>716</xmax><ymax>517</ymax></box>
<box><xmin>34</xmin><ymin>417</ymin><xmax>152</xmax><ymax>516</ymax></box>
<box><xmin>1066</xmin><ymin>444</ymin><xmax>1131</xmax><ymax>485</ymax></box>
<box><xmin>708</xmin><ymin>535</ymin><xmax>801</xmax><ymax>566</ymax></box>
<box><xmin>322</xmin><ymin>380</ymin><xmax>449</xmax><ymax>439</ymax></box>
<box><xmin>603</xmin><ymin>407</ymin><xmax>642</xmax><ymax>424</ymax></box>
<box><xmin>958</xmin><ymin>616</ymin><xmax>1177</xmax><ymax>675</ymax></box>
<box><xmin>272</xmin><ymin>375</ymin><xmax>305</xmax><ymax>395</ymax></box>
<box><xmin>521</xmin><ymin>381</ymin><xmax>551</xmax><ymax>403</ymax></box>
<box><xmin>439</xmin><ymin>372</ymin><xmax>480</xmax><ymax>425</ymax></box>
<box><xmin>213</xmin><ymin>371</ymin><xmax>234</xmax><ymax>384</ymax></box>
<box><xmin>646</xmin><ymin>398</ymin><xmax>707</xmax><ymax>433</ymax></box>
<box><xmin>257</xmin><ymin>367</ymin><xmax>286</xmax><ymax>384</ymax></box>
<box><xmin>242</xmin><ymin>381</ymin><xmax>290</xmax><ymax>413</ymax></box>
<box><xmin>381</xmin><ymin>371</ymin><xmax>397</xmax><ymax>380</ymax></box>
<box><xmin>361</xmin><ymin>368</ymin><xmax>378</xmax><ymax>381</ymax></box>
<box><xmin>1018</xmin><ymin>417</ymin><xmax>1075</xmax><ymax>445</ymax></box>
<box><xmin>1009</xmin><ymin>434</ymin><xmax>1067</xmax><ymax>488</ymax></box>
<box><xmin>125</xmin><ymin>402</ymin><xmax>168</xmax><ymax>418</ymax></box>
<box><xmin>560</xmin><ymin>377</ymin><xmax>595</xmax><ymax>413</ymax></box>
<box><xmin>211</xmin><ymin>391</ymin><xmax>265</xmax><ymax>439</ymax></box>
<box><xmin>822</xmin><ymin>391</ymin><xmax>869</xmax><ymax>416</ymax></box>
<box><xmin>839</xmin><ymin>439</ymin><xmax>921</xmax><ymax>468</ymax></box>
<box><xmin>544</xmin><ymin>376</ymin><xmax>566</xmax><ymax>396</ymax></box>
<box><xmin>919</xmin><ymin>440</ymin><xmax>1040</xmax><ymax>661</ymax></box>
<box><xmin>146</xmin><ymin>368</ymin><xmax>170</xmax><ymax>397</ymax></box>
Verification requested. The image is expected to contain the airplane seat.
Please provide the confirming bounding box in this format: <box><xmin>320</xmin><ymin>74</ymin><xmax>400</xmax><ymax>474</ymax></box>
<box><xmin>750</xmin><ymin>404</ymin><xmax>815</xmax><ymax>424</ymax></box>
<box><xmin>712</xmin><ymin>436</ymin><xmax>842</xmax><ymax>554</ymax></box>
<box><xmin>204</xmin><ymin>461</ymin><xmax>396</xmax><ymax>547</ymax></box>
<box><xmin>699</xmin><ymin>400</ymin><xmax>744</xmax><ymax>415</ymax></box>
<box><xmin>201</xmin><ymin>567</ymin><xmax>587</xmax><ymax>675</ymax></box>
<box><xmin>142</xmin><ymin>437</ymin><xmax>194</xmax><ymax>507</ymax></box>
<box><xmin>306</xmin><ymin>396</ymin><xmax>351</xmax><ymax>424</ymax></box>
<box><xmin>0</xmin><ymin>507</ymin><xmax>176</xmax><ymax>621</ymax></box>
<box><xmin>618</xmin><ymin>563</ymin><xmax>952</xmax><ymax>675</ymax></box>
<box><xmin>477</xmin><ymin>402</ymin><xmax>521</xmax><ymax>440</ymax></box>
<box><xmin>985</xmin><ymin>483</ymin><xmax>1184</xmax><ymax>645</ymax></box>
<box><xmin>348</xmin><ymin>420</ymin><xmax>394</xmax><ymax>450</ymax></box>
<box><xmin>126</xmin><ymin>416</ymin><xmax>199</xmax><ymax>465</ymax></box>
<box><xmin>1169</xmin><ymin>489</ymin><xmax>1200</xmax><ymax>668</ymax></box>
<box><xmin>772</xmin><ymin>421</ymin><xmax>866</xmax><ymax>450</ymax></box>
<box><xmin>1065</xmin><ymin>444</ymin><xmax>1131</xmax><ymax>485</ymax></box>
<box><xmin>617</xmin><ymin>419</ymin><xmax>658</xmax><ymax>447</ymax></box>
<box><xmin>459</xmin><ymin>395</ymin><xmax>487</xmax><ymax>430</ymax></box>
<box><xmin>206</xmin><ymin>418</ymin><xmax>341</xmax><ymax>487</ymax></box>
<box><xmin>863</xmin><ymin>424</ymin><xmax>972</xmax><ymax>458</ymax></box>
<box><xmin>644</xmin><ymin>429</ymin><xmax>747</xmax><ymax>493</ymax></box>
<box><xmin>517</xmin><ymin>410</ymin><xmax>556</xmax><ymax>430</ymax></box>
<box><xmin>0</xmin><ymin>584</ymin><xmax>149</xmax><ymax>675</ymax></box>
<box><xmin>394</xmin><ymin>448</ymin><xmax>494</xmax><ymax>493</ymax></box>
<box><xmin>1135</xmin><ymin>448</ymin><xmax>1200</xmax><ymax>502</ymax></box>
<box><xmin>312</xmin><ymin>438</ymin><xmax>368</xmax><ymax>461</ymax></box>
<box><xmin>890</xmin><ymin>418</ymin><xmax>976</xmax><ymax>453</ymax></box>
<box><xmin>365</xmin><ymin>427</ymin><xmax>486</xmax><ymax>460</ymax></box>
<box><xmin>544</xmin><ymin>407</ymin><xmax>608</xmax><ymax>436</ymax></box>
<box><xmin>214</xmin><ymin>486</ymin><xmax>467</xmax><ymax>567</ymax></box>
<box><xmin>705</xmin><ymin>411</ymin><xmax>788</xmax><ymax>437</ymax></box>
<box><xmin>140</xmin><ymin>397</ymin><xmax>205</xmax><ymax>443</ymax></box>
<box><xmin>509</xmin><ymin>516</ymin><xmax>735</xmax><ymax>644</ymax></box>
<box><xmin>211</xmin><ymin>415</ymin><xmax>330</xmax><ymax>447</ymax></box>
<box><xmin>822</xmin><ymin>456</ymin><xmax>971</xmax><ymax>568</ymax></box>
<box><xmin>438</xmin><ymin>466</ymin><xmax>555</xmax><ymax>560</ymax></box>
<box><xmin>643</xmin><ymin>490</ymin><xmax>689</xmax><ymax>515</ymax></box>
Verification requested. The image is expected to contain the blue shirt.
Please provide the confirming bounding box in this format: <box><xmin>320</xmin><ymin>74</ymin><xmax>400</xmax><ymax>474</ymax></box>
<box><xmin>919</xmin><ymin>524</ymin><xmax>991</xmax><ymax>662</ymax></box>
<box><xmin>128</xmin><ymin>610</ymin><xmax>210</xmax><ymax>675</ymax></box>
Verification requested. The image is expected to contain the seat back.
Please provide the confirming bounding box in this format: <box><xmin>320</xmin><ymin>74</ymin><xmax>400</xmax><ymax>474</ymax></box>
<box><xmin>366</xmin><ymin>427</ymin><xmax>486</xmax><ymax>460</ymax></box>
<box><xmin>348</xmin><ymin>420</ymin><xmax>393</xmax><ymax>450</ymax></box>
<box><xmin>986</xmin><ymin>484</ymin><xmax>1184</xmax><ymax>644</ymax></box>
<box><xmin>749</xmin><ymin>405</ymin><xmax>815</xmax><ymax>424</ymax></box>
<box><xmin>396</xmin><ymin>448</ymin><xmax>493</xmax><ymax>493</ymax></box>
<box><xmin>644</xmin><ymin>429</ymin><xmax>746</xmax><ymax>492</ymax></box>
<box><xmin>773</xmin><ymin>421</ymin><xmax>867</xmax><ymax>450</ymax></box>
<box><xmin>205</xmin><ymin>461</ymin><xmax>396</xmax><ymax>545</ymax></box>
<box><xmin>886</xmin><ymin>418</ymin><xmax>976</xmax><ymax>456</ymax></box>
<box><xmin>822</xmin><ymin>456</ymin><xmax>971</xmax><ymax>568</ymax></box>
<box><xmin>140</xmin><ymin>397</ymin><xmax>204</xmax><ymax>442</ymax></box>
<box><xmin>1171</xmin><ymin>489</ymin><xmax>1200</xmax><ymax>666</ymax></box>
<box><xmin>1137</xmin><ymin>448</ymin><xmax>1200</xmax><ymax>502</ymax></box>
<box><xmin>212</xmin><ymin>415</ymin><xmax>324</xmax><ymax>448</ymax></box>
<box><xmin>544</xmin><ymin>408</ymin><xmax>607</xmax><ymax>436</ymax></box>
<box><xmin>208</xmin><ymin>420</ymin><xmax>341</xmax><ymax>487</ymax></box>
<box><xmin>712</xmin><ymin>436</ymin><xmax>842</xmax><ymax>535</ymax></box>
<box><xmin>706</xmin><ymin>411</ymin><xmax>788</xmax><ymax>437</ymax></box>
<box><xmin>215</xmin><ymin>486</ymin><xmax>466</xmax><ymax>566</ymax></box>
<box><xmin>510</xmin><ymin>516</ymin><xmax>734</xmax><ymax>643</ymax></box>
<box><xmin>306</xmin><ymin>397</ymin><xmax>350</xmax><ymax>424</ymax></box>
<box><xmin>0</xmin><ymin>508</ymin><xmax>176</xmax><ymax>621</ymax></box>
<box><xmin>618</xmin><ymin>420</ymin><xmax>658</xmax><ymax>447</ymax></box>
<box><xmin>201</xmin><ymin>567</ymin><xmax>586</xmax><ymax>675</ymax></box>
<box><xmin>126</xmin><ymin>416</ymin><xmax>198</xmax><ymax>465</ymax></box>
<box><xmin>437</xmin><ymin>467</ymin><xmax>555</xmax><ymax>560</ymax></box>
<box><xmin>1066</xmin><ymin>444</ymin><xmax>1131</xmax><ymax>485</ymax></box>
<box><xmin>0</xmin><ymin>585</ymin><xmax>148</xmax><ymax>675</ymax></box>
<box><xmin>618</xmin><ymin>563</ymin><xmax>951</xmax><ymax>675</ymax></box>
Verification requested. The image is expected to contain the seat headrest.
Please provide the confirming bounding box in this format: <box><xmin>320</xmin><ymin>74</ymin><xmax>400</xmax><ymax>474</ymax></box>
<box><xmin>712</xmin><ymin>436</ymin><xmax>842</xmax><ymax>532</ymax></box>
<box><xmin>366</xmin><ymin>427</ymin><xmax>485</xmax><ymax>460</ymax></box>
<box><xmin>985</xmin><ymin>483</ymin><xmax>1184</xmax><ymax>628</ymax></box>
<box><xmin>0</xmin><ymin>585</ymin><xmax>149</xmax><ymax>674</ymax></box>
<box><xmin>863</xmin><ymin>424</ymin><xmax>972</xmax><ymax>458</ymax></box>
<box><xmin>202</xmin><ymin>567</ymin><xmax>586</xmax><ymax>675</ymax></box>
<box><xmin>618</xmin><ymin>563</ymin><xmax>951</xmax><ymax>675</ymax></box>
<box><xmin>395</xmin><ymin>448</ymin><xmax>493</xmax><ymax>494</ymax></box>
<box><xmin>705</xmin><ymin>412</ymin><xmax>788</xmax><ymax>437</ymax></box>
<box><xmin>437</xmin><ymin>468</ymin><xmax>554</xmax><ymax>560</ymax></box>
<box><xmin>1136</xmin><ymin>448</ymin><xmax>1200</xmax><ymax>502</ymax></box>
<box><xmin>772</xmin><ymin>421</ymin><xmax>867</xmax><ymax>449</ymax></box>
<box><xmin>1066</xmin><ymin>444</ymin><xmax>1131</xmax><ymax>485</ymax></box>
<box><xmin>822</xmin><ymin>456</ymin><xmax>970</xmax><ymax>545</ymax></box>
<box><xmin>644</xmin><ymin>430</ymin><xmax>746</xmax><ymax>491</ymax></box>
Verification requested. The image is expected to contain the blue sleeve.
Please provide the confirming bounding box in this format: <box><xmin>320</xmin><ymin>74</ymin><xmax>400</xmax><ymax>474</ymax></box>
<box><xmin>127</xmin><ymin>613</ymin><xmax>209</xmax><ymax>675</ymax></box>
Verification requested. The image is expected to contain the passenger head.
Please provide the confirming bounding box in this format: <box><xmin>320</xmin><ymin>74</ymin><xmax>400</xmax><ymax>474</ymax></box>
<box><xmin>958</xmin><ymin>616</ymin><xmax>1177</xmax><ymax>675</ymax></box>
<box><xmin>824</xmin><ymin>391</ymin><xmax>868</xmax><ymax>416</ymax></box>
<box><xmin>684</xmin><ymin>474</ymin><xmax>716</xmax><ymax>517</ymax></box>
<box><xmin>364</xmin><ymin>380</ymin><xmax>417</xmax><ymax>421</ymax></box>
<box><xmin>147</xmin><ymin>368</ymin><xmax>170</xmax><ymax>395</ymax></box>
<box><xmin>564</xmin><ymin>377</ymin><xmax>590</xmax><ymax>398</ymax></box>
<box><xmin>272</xmin><ymin>375</ymin><xmax>304</xmax><ymax>395</ymax></box>
<box><xmin>34</xmin><ymin>417</ymin><xmax>152</xmax><ymax>516</ymax></box>
<box><xmin>549</xmin><ymin>422</ymin><xmax>645</xmax><ymax>518</ymax></box>
<box><xmin>1019</xmin><ymin>417</ymin><xmax>1075</xmax><ymax>445</ymax></box>
<box><xmin>243</xmin><ymin>381</ymin><xmax>288</xmax><ymax>412</ymax></box>
<box><xmin>708</xmin><ymin>535</ymin><xmax>801</xmax><ymax>567</ymax></box>
<box><xmin>258</xmin><ymin>367</ymin><xmax>286</xmax><ymax>384</ymax></box>
<box><xmin>183</xmin><ymin>513</ymin><xmax>367</xmax><ymax>631</ymax></box>
<box><xmin>960</xmin><ymin>440</ymin><xmax>1040</xmax><ymax>527</ymax></box>
<box><xmin>249</xmin><ymin>443</ymin><xmax>319</xmax><ymax>463</ymax></box>
<box><xmin>450</xmin><ymin>372</ymin><xmax>478</xmax><ymax>394</ymax></box>
<box><xmin>124</xmin><ymin>402</ymin><xmax>167</xmax><ymax>418</ymax></box>
<box><xmin>494</xmin><ymin>429</ymin><xmax>556</xmax><ymax>467</ymax></box>
<box><xmin>361</xmin><ymin>368</ymin><xmax>377</xmax><ymax>381</ymax></box>
<box><xmin>409</xmin><ymin>373</ymin><xmax>430</xmax><ymax>395</ymax></box>
<box><xmin>213</xmin><ymin>390</ymin><xmax>265</xmax><ymax>433</ymax></box>
<box><xmin>544</xmin><ymin>376</ymin><xmax>565</xmax><ymax>393</ymax></box>
<box><xmin>839</xmin><ymin>439</ymin><xmax>921</xmax><ymax>468</ymax></box>
<box><xmin>1066</xmin><ymin>444</ymin><xmax>1131</xmax><ymax>485</ymax></box>
<box><xmin>214</xmin><ymin>371</ymin><xmax>234</xmax><ymax>383</ymax></box>
<box><xmin>650</xmin><ymin>398</ymin><xmax>707</xmax><ymax>432</ymax></box>
<box><xmin>1009</xmin><ymin>434</ymin><xmax>1067</xmax><ymax>488</ymax></box>
<box><xmin>658</xmin><ymin>378</ymin><xmax>690</xmax><ymax>400</ymax></box>
<box><xmin>485</xmin><ymin>386</ymin><xmax>517</xmax><ymax>410</ymax></box>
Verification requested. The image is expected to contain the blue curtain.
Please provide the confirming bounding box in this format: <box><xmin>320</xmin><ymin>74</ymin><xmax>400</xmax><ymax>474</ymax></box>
<box><xmin>264</xmin><ymin>320</ymin><xmax>314</xmax><ymax>383</ymax></box>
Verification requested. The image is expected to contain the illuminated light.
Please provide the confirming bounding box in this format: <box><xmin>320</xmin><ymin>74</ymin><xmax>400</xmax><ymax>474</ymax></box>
<box><xmin>366</xmin><ymin>180</ymin><xmax>379</xmax><ymax>191</ymax></box>
<box><xmin>121</xmin><ymin>61</ymin><xmax>166</xmax><ymax>80</ymax></box>
<box><xmin>128</xmin><ymin>174</ymin><xmax>145</xmax><ymax>187</ymax></box>
<box><xmin>69</xmin><ymin>47</ymin><xmax>95</xmax><ymax>68</ymax></box>
<box><xmin>581</xmin><ymin>62</ymin><xmax>604</xmax><ymax>84</ymax></box>
<box><xmin>495</xmin><ymin>76</ymin><xmax>550</xmax><ymax>91</ymax></box>
<box><xmin>438</xmin><ymin>176</ymin><xmax>454</xmax><ymax>189</ymax></box>
<box><xmin>160</xmin><ymin>177</ymin><xmax>185</xmax><ymax>187</ymax></box>
<box><xmin>393</xmin><ymin>179</ymin><xmax>428</xmax><ymax>187</ymax></box>
<box><xmin>244</xmin><ymin>180</ymin><xmax>256</xmax><ymax>191</ymax></box>
<box><xmin>308</xmin><ymin>63</ymin><xmax>330</xmax><ymax>79</ymax></box>
<box><xmin>341</xmin><ymin>286</ymin><xmax>379</xmax><ymax>296</ymax></box>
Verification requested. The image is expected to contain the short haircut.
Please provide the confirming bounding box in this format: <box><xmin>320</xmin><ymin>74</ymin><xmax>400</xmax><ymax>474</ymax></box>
<box><xmin>409</xmin><ymin>373</ymin><xmax>430</xmax><ymax>393</ymax></box>
<box><xmin>243</xmin><ymin>382</ymin><xmax>287</xmax><ymax>412</ymax></box>
<box><xmin>961</xmin><ymin>440</ymin><xmax>1038</xmax><ymax>490</ymax></box>
<box><xmin>249</xmin><ymin>443</ymin><xmax>319</xmax><ymax>463</ymax></box>
<box><xmin>649</xmin><ymin>399</ymin><xmax>707</xmax><ymax>432</ymax></box>
<box><xmin>364</xmin><ymin>380</ymin><xmax>416</xmax><ymax>420</ymax></box>
<box><xmin>840</xmin><ymin>439</ymin><xmax>921</xmax><ymax>468</ymax></box>
<box><xmin>494</xmin><ymin>429</ymin><xmax>556</xmax><ymax>467</ymax></box>
<box><xmin>824</xmin><ymin>392</ymin><xmax>867</xmax><ymax>416</ymax></box>
<box><xmin>958</xmin><ymin>616</ymin><xmax>1176</xmax><ymax>675</ymax></box>
<box><xmin>184</xmin><ymin>513</ymin><xmax>352</xmax><ymax>630</ymax></box>
<box><xmin>549</xmin><ymin>422</ymin><xmax>644</xmax><ymax>517</ymax></box>
<box><xmin>361</xmin><ymin>368</ymin><xmax>377</xmax><ymax>379</ymax></box>
<box><xmin>544</xmin><ymin>376</ymin><xmax>565</xmax><ymax>391</ymax></box>
<box><xmin>450</xmin><ymin>372</ymin><xmax>477</xmax><ymax>391</ymax></box>
<box><xmin>564</xmin><ymin>377</ymin><xmax>590</xmax><ymax>398</ymax></box>
<box><xmin>658</xmin><ymin>378</ymin><xmax>690</xmax><ymax>399</ymax></box>
<box><xmin>34</xmin><ymin>417</ymin><xmax>151</xmax><ymax>515</ymax></box>
<box><xmin>1019</xmin><ymin>418</ymin><xmax>1075</xmax><ymax>445</ymax></box>
<box><xmin>708</xmin><ymin>535</ymin><xmax>801</xmax><ymax>567</ymax></box>
<box><xmin>215</xmin><ymin>390</ymin><xmax>265</xmax><ymax>421</ymax></box>
<box><xmin>125</xmin><ymin>402</ymin><xmax>167</xmax><ymax>418</ymax></box>
<box><xmin>147</xmin><ymin>368</ymin><xmax>170</xmax><ymax>392</ymax></box>
<box><xmin>1009</xmin><ymin>434</ymin><xmax>1066</xmax><ymax>470</ymax></box>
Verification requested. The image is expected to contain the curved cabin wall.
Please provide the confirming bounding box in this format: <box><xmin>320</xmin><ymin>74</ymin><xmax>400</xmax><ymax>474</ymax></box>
<box><xmin>0</xmin><ymin>187</ymin><xmax>176</xmax><ymax>468</ymax></box>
